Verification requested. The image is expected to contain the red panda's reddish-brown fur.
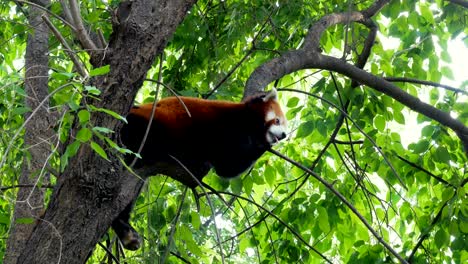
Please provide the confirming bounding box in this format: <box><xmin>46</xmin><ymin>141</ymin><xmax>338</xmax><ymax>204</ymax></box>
<box><xmin>121</xmin><ymin>89</ymin><xmax>287</xmax><ymax>182</ymax></box>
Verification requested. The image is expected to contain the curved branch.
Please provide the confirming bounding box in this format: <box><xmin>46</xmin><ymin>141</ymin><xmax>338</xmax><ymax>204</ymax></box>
<box><xmin>245</xmin><ymin>0</ymin><xmax>389</xmax><ymax>96</ymax></box>
<box><xmin>244</xmin><ymin>0</ymin><xmax>468</xmax><ymax>153</ymax></box>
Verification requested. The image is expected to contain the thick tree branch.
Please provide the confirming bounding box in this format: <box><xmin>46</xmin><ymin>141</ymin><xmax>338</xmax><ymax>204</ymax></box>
<box><xmin>448</xmin><ymin>0</ymin><xmax>468</xmax><ymax>8</ymax></box>
<box><xmin>244</xmin><ymin>0</ymin><xmax>468</xmax><ymax>153</ymax></box>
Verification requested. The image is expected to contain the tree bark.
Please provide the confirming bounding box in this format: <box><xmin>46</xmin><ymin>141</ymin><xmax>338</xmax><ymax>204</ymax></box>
<box><xmin>4</xmin><ymin>0</ymin><xmax>52</xmax><ymax>263</ymax></box>
<box><xmin>16</xmin><ymin>1</ymin><xmax>196</xmax><ymax>263</ymax></box>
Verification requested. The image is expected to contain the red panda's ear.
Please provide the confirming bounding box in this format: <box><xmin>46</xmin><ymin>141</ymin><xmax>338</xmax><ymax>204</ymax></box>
<box><xmin>263</xmin><ymin>88</ymin><xmax>277</xmax><ymax>102</ymax></box>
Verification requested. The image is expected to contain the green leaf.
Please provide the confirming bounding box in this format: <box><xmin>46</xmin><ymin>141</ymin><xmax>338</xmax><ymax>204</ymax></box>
<box><xmin>78</xmin><ymin>110</ymin><xmax>90</xmax><ymax>124</ymax></box>
<box><xmin>434</xmin><ymin>229</ymin><xmax>449</xmax><ymax>248</ymax></box>
<box><xmin>410</xmin><ymin>140</ymin><xmax>430</xmax><ymax>154</ymax></box>
<box><xmin>421</xmin><ymin>125</ymin><xmax>435</xmax><ymax>137</ymax></box>
<box><xmin>434</xmin><ymin>146</ymin><xmax>450</xmax><ymax>163</ymax></box>
<box><xmin>84</xmin><ymin>86</ymin><xmax>101</xmax><ymax>96</ymax></box>
<box><xmin>374</xmin><ymin>116</ymin><xmax>386</xmax><ymax>132</ymax></box>
<box><xmin>90</xmin><ymin>141</ymin><xmax>109</xmax><ymax>161</ymax></box>
<box><xmin>296</xmin><ymin>121</ymin><xmax>314</xmax><ymax>138</ymax></box>
<box><xmin>243</xmin><ymin>176</ymin><xmax>253</xmax><ymax>196</ymax></box>
<box><xmin>0</xmin><ymin>214</ymin><xmax>10</xmax><ymax>225</ymax></box>
<box><xmin>92</xmin><ymin>126</ymin><xmax>114</xmax><ymax>134</ymax></box>
<box><xmin>287</xmin><ymin>97</ymin><xmax>300</xmax><ymax>107</ymax></box>
<box><xmin>89</xmin><ymin>65</ymin><xmax>110</xmax><ymax>76</ymax></box>
<box><xmin>76</xmin><ymin>128</ymin><xmax>92</xmax><ymax>142</ymax></box>
<box><xmin>264</xmin><ymin>166</ymin><xmax>276</xmax><ymax>187</ymax></box>
<box><xmin>190</xmin><ymin>211</ymin><xmax>201</xmax><ymax>229</ymax></box>
<box><xmin>441</xmin><ymin>66</ymin><xmax>454</xmax><ymax>80</ymax></box>
<box><xmin>394</xmin><ymin>110</ymin><xmax>405</xmax><ymax>124</ymax></box>
<box><xmin>61</xmin><ymin>141</ymin><xmax>81</xmax><ymax>172</ymax></box>
<box><xmin>51</xmin><ymin>72</ymin><xmax>75</xmax><ymax>80</ymax></box>
<box><xmin>419</xmin><ymin>3</ymin><xmax>434</xmax><ymax>24</ymax></box>
<box><xmin>317</xmin><ymin>206</ymin><xmax>330</xmax><ymax>233</ymax></box>
<box><xmin>230</xmin><ymin>177</ymin><xmax>242</xmax><ymax>194</ymax></box>
<box><xmin>12</xmin><ymin>106</ymin><xmax>31</xmax><ymax>115</ymax></box>
<box><xmin>89</xmin><ymin>106</ymin><xmax>126</xmax><ymax>122</ymax></box>
<box><xmin>16</xmin><ymin>217</ymin><xmax>35</xmax><ymax>224</ymax></box>
<box><xmin>65</xmin><ymin>141</ymin><xmax>81</xmax><ymax>158</ymax></box>
<box><xmin>460</xmin><ymin>221</ymin><xmax>468</xmax><ymax>233</ymax></box>
<box><xmin>442</xmin><ymin>188</ymin><xmax>455</xmax><ymax>202</ymax></box>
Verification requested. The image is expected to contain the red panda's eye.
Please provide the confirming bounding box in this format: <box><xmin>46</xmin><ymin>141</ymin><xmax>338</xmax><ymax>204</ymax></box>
<box><xmin>275</xmin><ymin>118</ymin><xmax>280</xmax><ymax>125</ymax></box>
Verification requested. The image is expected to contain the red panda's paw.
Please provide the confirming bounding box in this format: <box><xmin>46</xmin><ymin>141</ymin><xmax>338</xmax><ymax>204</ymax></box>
<box><xmin>120</xmin><ymin>228</ymin><xmax>142</xmax><ymax>251</ymax></box>
<box><xmin>113</xmin><ymin>217</ymin><xmax>142</xmax><ymax>250</ymax></box>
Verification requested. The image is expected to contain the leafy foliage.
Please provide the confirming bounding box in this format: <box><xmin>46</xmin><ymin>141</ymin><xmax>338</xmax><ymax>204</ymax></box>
<box><xmin>0</xmin><ymin>0</ymin><xmax>467</xmax><ymax>263</ymax></box>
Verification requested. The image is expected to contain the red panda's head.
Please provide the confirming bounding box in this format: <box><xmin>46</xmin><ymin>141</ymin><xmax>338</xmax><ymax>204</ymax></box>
<box><xmin>244</xmin><ymin>88</ymin><xmax>287</xmax><ymax>146</ymax></box>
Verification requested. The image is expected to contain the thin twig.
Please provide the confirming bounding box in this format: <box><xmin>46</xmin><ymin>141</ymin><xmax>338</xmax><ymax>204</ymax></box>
<box><xmin>168</xmin><ymin>155</ymin><xmax>226</xmax><ymax>264</ymax></box>
<box><xmin>268</xmin><ymin>149</ymin><xmax>407</xmax><ymax>264</ymax></box>
<box><xmin>278</xmin><ymin>88</ymin><xmax>407</xmax><ymax>190</ymax></box>
<box><xmin>97</xmin><ymin>242</ymin><xmax>120</xmax><ymax>264</ymax></box>
<box><xmin>15</xmin><ymin>0</ymin><xmax>77</xmax><ymax>31</ymax></box>
<box><xmin>205</xmin><ymin>7</ymin><xmax>276</xmax><ymax>99</ymax></box>
<box><xmin>407</xmin><ymin>187</ymin><xmax>458</xmax><ymax>261</ymax></box>
<box><xmin>0</xmin><ymin>184</ymin><xmax>54</xmax><ymax>192</ymax></box>
<box><xmin>144</xmin><ymin>79</ymin><xmax>192</xmax><ymax>117</ymax></box>
<box><xmin>161</xmin><ymin>187</ymin><xmax>188</xmax><ymax>263</ymax></box>
<box><xmin>129</xmin><ymin>54</ymin><xmax>164</xmax><ymax>168</ymax></box>
<box><xmin>0</xmin><ymin>83</ymin><xmax>74</xmax><ymax>169</ymax></box>
<box><xmin>395</xmin><ymin>155</ymin><xmax>454</xmax><ymax>187</ymax></box>
<box><xmin>384</xmin><ymin>77</ymin><xmax>467</xmax><ymax>95</ymax></box>
<box><xmin>216</xmin><ymin>191</ymin><xmax>333</xmax><ymax>264</ymax></box>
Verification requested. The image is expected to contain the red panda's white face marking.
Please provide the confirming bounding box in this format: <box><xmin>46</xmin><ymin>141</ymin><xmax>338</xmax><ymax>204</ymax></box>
<box><xmin>261</xmin><ymin>88</ymin><xmax>287</xmax><ymax>145</ymax></box>
<box><xmin>265</xmin><ymin>109</ymin><xmax>287</xmax><ymax>145</ymax></box>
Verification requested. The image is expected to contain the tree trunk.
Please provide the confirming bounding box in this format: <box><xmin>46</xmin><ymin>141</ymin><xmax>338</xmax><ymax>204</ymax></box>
<box><xmin>16</xmin><ymin>1</ymin><xmax>196</xmax><ymax>263</ymax></box>
<box><xmin>4</xmin><ymin>1</ymin><xmax>52</xmax><ymax>263</ymax></box>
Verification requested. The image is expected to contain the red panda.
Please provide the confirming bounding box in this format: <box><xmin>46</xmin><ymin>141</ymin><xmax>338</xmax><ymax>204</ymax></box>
<box><xmin>120</xmin><ymin>88</ymin><xmax>287</xmax><ymax>183</ymax></box>
<box><xmin>114</xmin><ymin>88</ymin><xmax>287</xmax><ymax>250</ymax></box>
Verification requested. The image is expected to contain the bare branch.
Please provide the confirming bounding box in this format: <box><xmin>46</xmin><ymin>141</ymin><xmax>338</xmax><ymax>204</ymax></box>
<box><xmin>68</xmin><ymin>0</ymin><xmax>98</xmax><ymax>54</ymax></box>
<box><xmin>97</xmin><ymin>28</ymin><xmax>108</xmax><ymax>48</ymax></box>
<box><xmin>15</xmin><ymin>0</ymin><xmax>77</xmax><ymax>31</ymax></box>
<box><xmin>41</xmin><ymin>15</ymin><xmax>88</xmax><ymax>77</ymax></box>
<box><xmin>395</xmin><ymin>155</ymin><xmax>455</xmax><ymax>187</ymax></box>
<box><xmin>59</xmin><ymin>0</ymin><xmax>73</xmax><ymax>25</ymax></box>
<box><xmin>384</xmin><ymin>77</ymin><xmax>468</xmax><ymax>95</ymax></box>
